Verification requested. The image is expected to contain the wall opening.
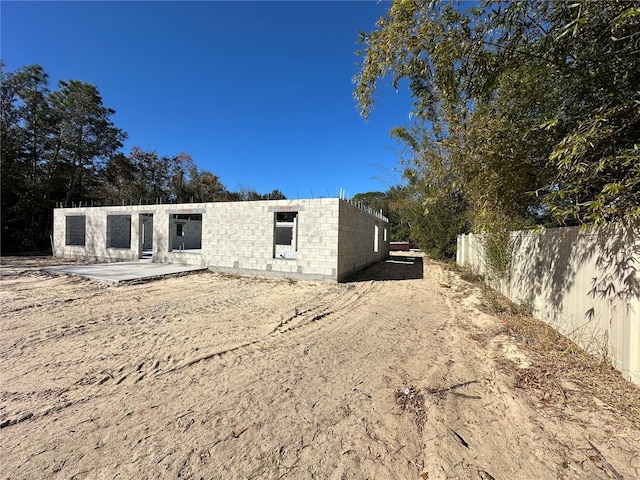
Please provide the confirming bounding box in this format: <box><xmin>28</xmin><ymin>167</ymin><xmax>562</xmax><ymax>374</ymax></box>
<box><xmin>274</xmin><ymin>211</ymin><xmax>298</xmax><ymax>259</ymax></box>
<box><xmin>65</xmin><ymin>215</ymin><xmax>86</xmax><ymax>246</ymax></box>
<box><xmin>106</xmin><ymin>215</ymin><xmax>131</xmax><ymax>249</ymax></box>
<box><xmin>141</xmin><ymin>214</ymin><xmax>154</xmax><ymax>258</ymax></box>
<box><xmin>170</xmin><ymin>213</ymin><xmax>202</xmax><ymax>251</ymax></box>
<box><xmin>374</xmin><ymin>224</ymin><xmax>379</xmax><ymax>253</ymax></box>
<box><xmin>384</xmin><ymin>227</ymin><xmax>388</xmax><ymax>242</ymax></box>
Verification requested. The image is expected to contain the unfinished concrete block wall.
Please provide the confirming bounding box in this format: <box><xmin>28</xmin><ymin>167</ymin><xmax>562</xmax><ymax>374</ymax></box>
<box><xmin>53</xmin><ymin>198</ymin><xmax>388</xmax><ymax>282</ymax></box>
<box><xmin>54</xmin><ymin>207</ymin><xmax>141</xmax><ymax>261</ymax></box>
<box><xmin>295</xmin><ymin>199</ymin><xmax>340</xmax><ymax>279</ymax></box>
<box><xmin>337</xmin><ymin>200</ymin><xmax>389</xmax><ymax>281</ymax></box>
<box><xmin>198</xmin><ymin>199</ymin><xmax>340</xmax><ymax>281</ymax></box>
<box><xmin>55</xmin><ymin>208</ymin><xmax>106</xmax><ymax>259</ymax></box>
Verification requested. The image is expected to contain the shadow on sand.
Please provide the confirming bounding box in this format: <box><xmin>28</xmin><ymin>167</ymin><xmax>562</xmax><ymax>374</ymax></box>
<box><xmin>346</xmin><ymin>255</ymin><xmax>424</xmax><ymax>282</ymax></box>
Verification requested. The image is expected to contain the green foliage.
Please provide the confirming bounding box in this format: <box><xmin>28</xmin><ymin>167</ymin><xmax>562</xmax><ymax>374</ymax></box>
<box><xmin>1</xmin><ymin>65</ymin><xmax>55</xmax><ymax>250</ymax></box>
<box><xmin>352</xmin><ymin>188</ymin><xmax>402</xmax><ymax>238</ymax></box>
<box><xmin>49</xmin><ymin>80</ymin><xmax>127</xmax><ymax>204</ymax></box>
<box><xmin>353</xmin><ymin>188</ymin><xmax>413</xmax><ymax>244</ymax></box>
<box><xmin>399</xmin><ymin>186</ymin><xmax>469</xmax><ymax>260</ymax></box>
<box><xmin>482</xmin><ymin>227</ymin><xmax>515</xmax><ymax>286</ymax></box>
<box><xmin>388</xmin><ymin>119</ymin><xmax>471</xmax><ymax>259</ymax></box>
<box><xmin>354</xmin><ymin>0</ymin><xmax>640</xmax><ymax>231</ymax></box>
<box><xmin>1</xmin><ymin>64</ymin><xmax>126</xmax><ymax>252</ymax></box>
<box><xmin>98</xmin><ymin>149</ymin><xmax>286</xmax><ymax>205</ymax></box>
<box><xmin>354</xmin><ymin>178</ymin><xmax>469</xmax><ymax>260</ymax></box>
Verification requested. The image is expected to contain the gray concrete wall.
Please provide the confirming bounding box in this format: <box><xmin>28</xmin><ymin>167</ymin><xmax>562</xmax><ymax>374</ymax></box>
<box><xmin>196</xmin><ymin>199</ymin><xmax>340</xmax><ymax>281</ymax></box>
<box><xmin>54</xmin><ymin>208</ymin><xmax>142</xmax><ymax>262</ymax></box>
<box><xmin>337</xmin><ymin>200</ymin><xmax>389</xmax><ymax>281</ymax></box>
<box><xmin>53</xmin><ymin>198</ymin><xmax>389</xmax><ymax>282</ymax></box>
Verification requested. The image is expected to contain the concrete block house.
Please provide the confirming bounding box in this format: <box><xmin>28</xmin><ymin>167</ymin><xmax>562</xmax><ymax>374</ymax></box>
<box><xmin>52</xmin><ymin>198</ymin><xmax>389</xmax><ymax>282</ymax></box>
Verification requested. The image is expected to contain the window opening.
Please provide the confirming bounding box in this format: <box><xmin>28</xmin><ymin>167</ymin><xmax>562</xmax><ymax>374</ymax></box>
<box><xmin>274</xmin><ymin>211</ymin><xmax>298</xmax><ymax>259</ymax></box>
<box><xmin>374</xmin><ymin>224</ymin><xmax>379</xmax><ymax>253</ymax></box>
<box><xmin>106</xmin><ymin>215</ymin><xmax>131</xmax><ymax>249</ymax></box>
<box><xmin>65</xmin><ymin>216</ymin><xmax>86</xmax><ymax>246</ymax></box>
<box><xmin>170</xmin><ymin>213</ymin><xmax>202</xmax><ymax>252</ymax></box>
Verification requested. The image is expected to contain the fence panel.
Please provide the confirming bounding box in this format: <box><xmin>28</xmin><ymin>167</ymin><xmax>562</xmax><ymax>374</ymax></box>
<box><xmin>457</xmin><ymin>226</ymin><xmax>640</xmax><ymax>385</ymax></box>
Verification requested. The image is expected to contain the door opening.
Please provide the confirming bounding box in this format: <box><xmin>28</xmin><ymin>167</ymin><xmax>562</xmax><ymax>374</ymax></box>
<box><xmin>140</xmin><ymin>213</ymin><xmax>154</xmax><ymax>259</ymax></box>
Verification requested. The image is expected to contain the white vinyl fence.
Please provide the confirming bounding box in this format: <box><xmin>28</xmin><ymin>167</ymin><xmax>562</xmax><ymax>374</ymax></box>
<box><xmin>457</xmin><ymin>225</ymin><xmax>640</xmax><ymax>385</ymax></box>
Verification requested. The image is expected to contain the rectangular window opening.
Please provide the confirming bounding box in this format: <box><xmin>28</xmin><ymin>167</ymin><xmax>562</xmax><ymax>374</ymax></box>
<box><xmin>374</xmin><ymin>224</ymin><xmax>379</xmax><ymax>253</ymax></box>
<box><xmin>106</xmin><ymin>215</ymin><xmax>132</xmax><ymax>249</ymax></box>
<box><xmin>170</xmin><ymin>213</ymin><xmax>202</xmax><ymax>252</ymax></box>
<box><xmin>274</xmin><ymin>211</ymin><xmax>298</xmax><ymax>259</ymax></box>
<box><xmin>65</xmin><ymin>215</ymin><xmax>86</xmax><ymax>246</ymax></box>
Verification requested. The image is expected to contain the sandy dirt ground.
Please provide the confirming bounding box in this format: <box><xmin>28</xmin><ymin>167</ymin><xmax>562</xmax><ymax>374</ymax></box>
<box><xmin>1</xmin><ymin>254</ymin><xmax>639</xmax><ymax>479</ymax></box>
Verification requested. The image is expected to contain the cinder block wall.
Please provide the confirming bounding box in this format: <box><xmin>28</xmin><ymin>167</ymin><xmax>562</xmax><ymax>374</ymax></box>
<box><xmin>337</xmin><ymin>200</ymin><xmax>389</xmax><ymax>281</ymax></box>
<box><xmin>53</xmin><ymin>208</ymin><xmax>142</xmax><ymax>261</ymax></box>
<box><xmin>197</xmin><ymin>199</ymin><xmax>340</xmax><ymax>281</ymax></box>
<box><xmin>53</xmin><ymin>198</ymin><xmax>388</xmax><ymax>282</ymax></box>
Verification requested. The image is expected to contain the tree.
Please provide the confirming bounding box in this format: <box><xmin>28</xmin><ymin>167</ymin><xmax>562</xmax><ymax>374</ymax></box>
<box><xmin>352</xmin><ymin>190</ymin><xmax>410</xmax><ymax>242</ymax></box>
<box><xmin>99</xmin><ymin>152</ymin><xmax>138</xmax><ymax>203</ymax></box>
<box><xmin>543</xmin><ymin>3</ymin><xmax>640</xmax><ymax>225</ymax></box>
<box><xmin>48</xmin><ymin>80</ymin><xmax>126</xmax><ymax>205</ymax></box>
<box><xmin>1</xmin><ymin>65</ymin><xmax>127</xmax><ymax>252</ymax></box>
<box><xmin>353</xmin><ymin>180</ymin><xmax>469</xmax><ymax>258</ymax></box>
<box><xmin>128</xmin><ymin>147</ymin><xmax>171</xmax><ymax>203</ymax></box>
<box><xmin>1</xmin><ymin>64</ymin><xmax>26</xmax><ymax>251</ymax></box>
<box><xmin>168</xmin><ymin>152</ymin><xmax>196</xmax><ymax>202</ymax></box>
<box><xmin>390</xmin><ymin>121</ymin><xmax>471</xmax><ymax>257</ymax></box>
<box><xmin>385</xmin><ymin>185</ymin><xmax>415</xmax><ymax>242</ymax></box>
<box><xmin>354</xmin><ymin>0</ymin><xmax>640</xmax><ymax>229</ymax></box>
<box><xmin>231</xmin><ymin>186</ymin><xmax>287</xmax><ymax>202</ymax></box>
<box><xmin>1</xmin><ymin>63</ymin><xmax>289</xmax><ymax>252</ymax></box>
<box><xmin>265</xmin><ymin>189</ymin><xmax>286</xmax><ymax>200</ymax></box>
<box><xmin>352</xmin><ymin>191</ymin><xmax>388</xmax><ymax>213</ymax></box>
<box><xmin>187</xmin><ymin>169</ymin><xmax>226</xmax><ymax>202</ymax></box>
<box><xmin>1</xmin><ymin>64</ymin><xmax>56</xmax><ymax>250</ymax></box>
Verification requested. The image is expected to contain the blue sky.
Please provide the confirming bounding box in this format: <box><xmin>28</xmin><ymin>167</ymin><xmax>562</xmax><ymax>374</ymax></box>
<box><xmin>2</xmin><ymin>1</ymin><xmax>414</xmax><ymax>199</ymax></box>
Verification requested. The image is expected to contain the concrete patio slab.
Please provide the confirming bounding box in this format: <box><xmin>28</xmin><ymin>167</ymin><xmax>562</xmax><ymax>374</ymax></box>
<box><xmin>42</xmin><ymin>261</ymin><xmax>206</xmax><ymax>284</ymax></box>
